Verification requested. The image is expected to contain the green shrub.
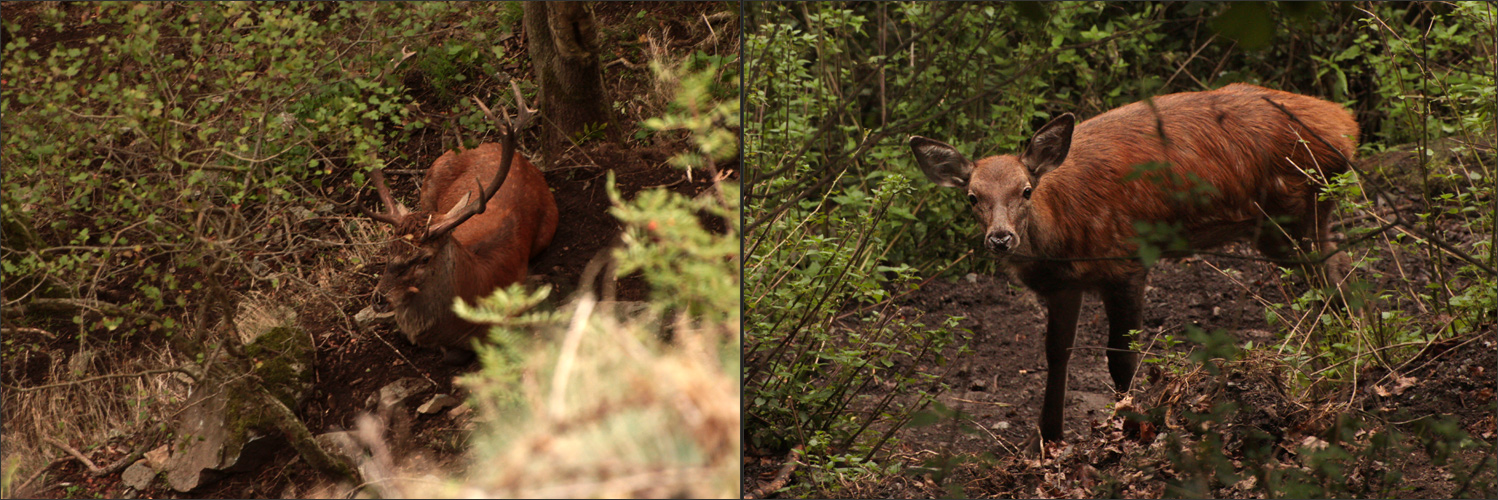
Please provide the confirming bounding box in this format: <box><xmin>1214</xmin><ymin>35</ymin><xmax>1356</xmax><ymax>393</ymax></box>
<box><xmin>1</xmin><ymin>3</ymin><xmax>432</xmax><ymax>340</ymax></box>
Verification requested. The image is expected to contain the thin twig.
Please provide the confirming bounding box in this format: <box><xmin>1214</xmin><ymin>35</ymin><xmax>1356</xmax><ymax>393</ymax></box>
<box><xmin>14</xmin><ymin>456</ymin><xmax>68</xmax><ymax>494</ymax></box>
<box><xmin>948</xmin><ymin>397</ymin><xmax>1012</xmax><ymax>407</ymax></box>
<box><xmin>549</xmin><ymin>292</ymin><xmax>598</xmax><ymax>421</ymax></box>
<box><xmin>4</xmin><ymin>367</ymin><xmax>198</xmax><ymax>393</ymax></box>
<box><xmin>0</xmin><ymin>326</ymin><xmax>57</xmax><ymax>340</ymax></box>
<box><xmin>90</xmin><ymin>446</ymin><xmax>148</xmax><ymax>478</ymax></box>
<box><xmin>42</xmin><ymin>437</ymin><xmax>102</xmax><ymax>476</ymax></box>
<box><xmin>605</xmin><ymin>57</ymin><xmax>643</xmax><ymax>70</ymax></box>
<box><xmin>377</xmin><ymin>169</ymin><xmax>427</xmax><ymax>175</ymax></box>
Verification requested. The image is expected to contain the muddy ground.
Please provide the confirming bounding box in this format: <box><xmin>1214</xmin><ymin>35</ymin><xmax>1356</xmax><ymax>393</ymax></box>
<box><xmin>6</xmin><ymin>2</ymin><xmax>737</xmax><ymax>498</ymax></box>
<box><xmin>744</xmin><ymin>146</ymin><xmax>1496</xmax><ymax>498</ymax></box>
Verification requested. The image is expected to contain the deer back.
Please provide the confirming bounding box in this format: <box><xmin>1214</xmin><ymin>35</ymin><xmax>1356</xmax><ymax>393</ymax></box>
<box><xmin>419</xmin><ymin>143</ymin><xmax>558</xmax><ymax>284</ymax></box>
<box><xmin>913</xmin><ymin>83</ymin><xmax>1359</xmax><ymax>287</ymax></box>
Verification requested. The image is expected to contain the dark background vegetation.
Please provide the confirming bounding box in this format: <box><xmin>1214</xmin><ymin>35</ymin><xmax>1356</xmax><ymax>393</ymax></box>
<box><xmin>2</xmin><ymin>2</ymin><xmax>739</xmax><ymax>498</ymax></box>
<box><xmin>743</xmin><ymin>2</ymin><xmax>1494</xmax><ymax>498</ymax></box>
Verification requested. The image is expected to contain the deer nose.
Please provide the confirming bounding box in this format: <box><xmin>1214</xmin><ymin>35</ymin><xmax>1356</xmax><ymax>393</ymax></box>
<box><xmin>985</xmin><ymin>231</ymin><xmax>1015</xmax><ymax>253</ymax></box>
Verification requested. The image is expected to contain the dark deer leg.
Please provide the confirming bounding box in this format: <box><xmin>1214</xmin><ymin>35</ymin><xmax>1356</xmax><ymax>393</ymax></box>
<box><xmin>1039</xmin><ymin>289</ymin><xmax>1083</xmax><ymax>443</ymax></box>
<box><xmin>1101</xmin><ymin>277</ymin><xmax>1145</xmax><ymax>394</ymax></box>
<box><xmin>1310</xmin><ymin>194</ymin><xmax>1351</xmax><ymax>299</ymax></box>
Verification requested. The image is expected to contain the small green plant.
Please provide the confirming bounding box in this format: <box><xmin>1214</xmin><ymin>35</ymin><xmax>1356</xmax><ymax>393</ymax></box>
<box><xmin>642</xmin><ymin>56</ymin><xmax>740</xmax><ymax>176</ymax></box>
<box><xmin>2</xmin><ymin>3</ymin><xmax>429</xmax><ymax>339</ymax></box>
<box><xmin>455</xmin><ymin>284</ymin><xmax>564</xmax><ymax>410</ymax></box>
<box><xmin>570</xmin><ymin>121</ymin><xmax>610</xmax><ymax>145</ymax></box>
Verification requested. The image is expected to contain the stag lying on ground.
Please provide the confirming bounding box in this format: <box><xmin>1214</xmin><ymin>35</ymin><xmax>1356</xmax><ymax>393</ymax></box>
<box><xmin>363</xmin><ymin>82</ymin><xmax>558</xmax><ymax>362</ymax></box>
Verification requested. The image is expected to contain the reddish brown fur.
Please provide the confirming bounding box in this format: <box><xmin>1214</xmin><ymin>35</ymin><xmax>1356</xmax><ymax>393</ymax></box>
<box><xmin>911</xmin><ymin>83</ymin><xmax>1358</xmax><ymax>445</ymax></box>
<box><xmin>983</xmin><ymin>84</ymin><xmax>1356</xmax><ymax>286</ymax></box>
<box><xmin>377</xmin><ymin>144</ymin><xmax>558</xmax><ymax>351</ymax></box>
<box><xmin>419</xmin><ymin>144</ymin><xmax>558</xmax><ymax>278</ymax></box>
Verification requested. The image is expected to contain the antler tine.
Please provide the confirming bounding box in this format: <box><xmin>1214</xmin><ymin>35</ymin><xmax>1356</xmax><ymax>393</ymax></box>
<box><xmin>431</xmin><ymin>85</ymin><xmax>532</xmax><ymax>239</ymax></box>
<box><xmin>472</xmin><ymin>95</ymin><xmax>502</xmax><ymax>133</ymax></box>
<box><xmin>359</xmin><ymin>203</ymin><xmax>400</xmax><ymax>225</ymax></box>
<box><xmin>363</xmin><ymin>168</ymin><xmax>407</xmax><ymax>225</ymax></box>
<box><xmin>472</xmin><ymin>81</ymin><xmax>535</xmax><ymax>136</ymax></box>
<box><xmin>508</xmin><ymin>80</ymin><xmax>534</xmax><ymax>131</ymax></box>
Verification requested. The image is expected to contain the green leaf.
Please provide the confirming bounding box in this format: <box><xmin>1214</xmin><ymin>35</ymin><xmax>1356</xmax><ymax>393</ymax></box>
<box><xmin>1211</xmin><ymin>2</ymin><xmax>1275</xmax><ymax>50</ymax></box>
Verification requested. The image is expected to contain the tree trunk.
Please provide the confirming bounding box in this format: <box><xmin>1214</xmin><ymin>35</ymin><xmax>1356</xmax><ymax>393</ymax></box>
<box><xmin>523</xmin><ymin>1</ymin><xmax>617</xmax><ymax>166</ymax></box>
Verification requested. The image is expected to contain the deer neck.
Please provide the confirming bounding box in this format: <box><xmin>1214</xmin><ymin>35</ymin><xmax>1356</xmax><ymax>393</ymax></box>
<box><xmin>1020</xmin><ymin>188</ymin><xmax>1061</xmax><ymax>258</ymax></box>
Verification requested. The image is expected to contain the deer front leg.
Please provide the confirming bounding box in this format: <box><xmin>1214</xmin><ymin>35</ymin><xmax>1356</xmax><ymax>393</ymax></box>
<box><xmin>1101</xmin><ymin>277</ymin><xmax>1145</xmax><ymax>394</ymax></box>
<box><xmin>1039</xmin><ymin>288</ymin><xmax>1083</xmax><ymax>443</ymax></box>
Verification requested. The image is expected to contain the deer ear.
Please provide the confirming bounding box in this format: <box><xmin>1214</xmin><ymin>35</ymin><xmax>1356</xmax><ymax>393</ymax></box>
<box><xmin>909</xmin><ymin>136</ymin><xmax>974</xmax><ymax>188</ymax></box>
<box><xmin>1021</xmin><ymin>113</ymin><xmax>1074</xmax><ymax>177</ymax></box>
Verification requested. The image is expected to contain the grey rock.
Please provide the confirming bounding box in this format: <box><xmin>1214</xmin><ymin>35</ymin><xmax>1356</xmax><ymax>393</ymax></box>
<box><xmin>121</xmin><ymin>460</ymin><xmax>155</xmax><ymax>490</ymax></box>
<box><xmin>164</xmin><ymin>385</ymin><xmax>233</xmax><ymax>492</ymax></box>
<box><xmin>313</xmin><ymin>431</ymin><xmax>365</xmax><ymax>463</ymax></box>
<box><xmin>163</xmin><ymin>322</ymin><xmax>314</xmax><ymax>492</ymax></box>
<box><xmin>235</xmin><ymin>298</ymin><xmax>297</xmax><ymax>346</ymax></box>
<box><xmin>354</xmin><ymin>306</ymin><xmax>394</xmax><ymax>329</ymax></box>
<box><xmin>417</xmin><ymin>394</ymin><xmax>462</xmax><ymax>415</ymax></box>
<box><xmin>313</xmin><ymin>431</ymin><xmax>384</xmax><ymax>494</ymax></box>
<box><xmin>367</xmin><ymin>377</ymin><xmax>435</xmax><ymax>412</ymax></box>
<box><xmin>448</xmin><ymin>403</ymin><xmax>473</xmax><ymax>419</ymax></box>
<box><xmin>143</xmin><ymin>444</ymin><xmax>170</xmax><ymax>470</ymax></box>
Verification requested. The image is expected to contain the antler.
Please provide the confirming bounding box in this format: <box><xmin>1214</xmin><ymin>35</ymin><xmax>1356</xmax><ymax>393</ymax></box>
<box><xmin>361</xmin><ymin>168</ymin><xmax>410</xmax><ymax>225</ymax></box>
<box><xmin>425</xmin><ymin>81</ymin><xmax>536</xmax><ymax>239</ymax></box>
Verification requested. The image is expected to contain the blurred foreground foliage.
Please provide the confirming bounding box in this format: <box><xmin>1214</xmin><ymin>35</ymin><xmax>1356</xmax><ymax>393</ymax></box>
<box><xmin>446</xmin><ymin>55</ymin><xmax>740</xmax><ymax>498</ymax></box>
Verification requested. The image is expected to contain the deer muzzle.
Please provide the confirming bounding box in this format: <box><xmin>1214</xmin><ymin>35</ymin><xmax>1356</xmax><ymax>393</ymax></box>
<box><xmin>985</xmin><ymin>230</ymin><xmax>1017</xmax><ymax>253</ymax></box>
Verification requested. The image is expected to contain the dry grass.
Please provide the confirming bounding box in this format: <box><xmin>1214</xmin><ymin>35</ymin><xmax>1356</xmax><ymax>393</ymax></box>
<box><xmin>311</xmin><ymin>296</ymin><xmax>741</xmax><ymax>499</ymax></box>
<box><xmin>1</xmin><ymin>217</ymin><xmax>380</xmax><ymax>498</ymax></box>
<box><xmin>2</xmin><ymin>343</ymin><xmax>193</xmax><ymax>498</ymax></box>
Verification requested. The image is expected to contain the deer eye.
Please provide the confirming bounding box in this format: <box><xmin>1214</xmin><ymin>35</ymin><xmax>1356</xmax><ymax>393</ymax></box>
<box><xmin>966</xmin><ymin>193</ymin><xmax>978</xmax><ymax>205</ymax></box>
<box><xmin>1022</xmin><ymin>186</ymin><xmax>1033</xmax><ymax>199</ymax></box>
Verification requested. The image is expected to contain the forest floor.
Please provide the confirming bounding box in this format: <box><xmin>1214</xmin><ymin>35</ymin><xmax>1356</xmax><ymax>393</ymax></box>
<box><xmin>5</xmin><ymin>2</ymin><xmax>736</xmax><ymax>498</ymax></box>
<box><xmin>744</xmin><ymin>145</ymin><xmax>1496</xmax><ymax>498</ymax></box>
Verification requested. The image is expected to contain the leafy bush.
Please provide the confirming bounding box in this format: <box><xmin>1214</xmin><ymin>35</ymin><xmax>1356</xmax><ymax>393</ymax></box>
<box><xmin>0</xmin><ymin>3</ymin><xmax>451</xmax><ymax>340</ymax></box>
<box><xmin>0</xmin><ymin>1</ymin><xmax>543</xmax><ymax>490</ymax></box>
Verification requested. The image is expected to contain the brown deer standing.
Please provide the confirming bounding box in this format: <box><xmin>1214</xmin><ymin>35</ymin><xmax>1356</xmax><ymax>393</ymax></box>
<box><xmin>364</xmin><ymin>82</ymin><xmax>558</xmax><ymax>360</ymax></box>
<box><xmin>909</xmin><ymin>83</ymin><xmax>1358</xmax><ymax>448</ymax></box>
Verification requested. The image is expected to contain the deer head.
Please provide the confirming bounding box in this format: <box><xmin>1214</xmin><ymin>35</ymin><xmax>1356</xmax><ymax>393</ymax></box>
<box><xmin>910</xmin><ymin>113</ymin><xmax>1075</xmax><ymax>257</ymax></box>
